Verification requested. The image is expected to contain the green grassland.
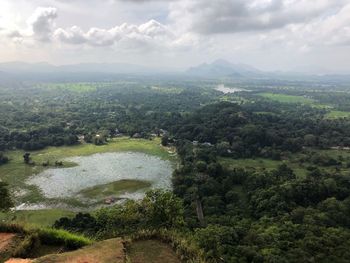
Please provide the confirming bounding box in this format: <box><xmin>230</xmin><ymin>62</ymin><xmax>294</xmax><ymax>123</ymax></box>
<box><xmin>257</xmin><ymin>92</ymin><xmax>350</xmax><ymax>118</ymax></box>
<box><xmin>219</xmin><ymin>157</ymin><xmax>309</xmax><ymax>178</ymax></box>
<box><xmin>325</xmin><ymin>110</ymin><xmax>350</xmax><ymax>119</ymax></box>
<box><xmin>34</xmin><ymin>82</ymin><xmax>118</xmax><ymax>93</ymax></box>
<box><xmin>220</xmin><ymin>148</ymin><xmax>350</xmax><ymax>178</ymax></box>
<box><xmin>150</xmin><ymin>86</ymin><xmax>184</xmax><ymax>94</ymax></box>
<box><xmin>258</xmin><ymin>92</ymin><xmax>316</xmax><ymax>104</ymax></box>
<box><xmin>79</xmin><ymin>179</ymin><xmax>152</xmax><ymax>200</ymax></box>
<box><xmin>0</xmin><ymin>209</ymin><xmax>75</xmax><ymax>227</ymax></box>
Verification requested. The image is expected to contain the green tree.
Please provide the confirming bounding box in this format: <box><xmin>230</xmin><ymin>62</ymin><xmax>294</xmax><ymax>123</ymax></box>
<box><xmin>161</xmin><ymin>135</ymin><xmax>169</xmax><ymax>146</ymax></box>
<box><xmin>142</xmin><ymin>190</ymin><xmax>185</xmax><ymax>228</ymax></box>
<box><xmin>0</xmin><ymin>182</ymin><xmax>13</xmax><ymax>211</ymax></box>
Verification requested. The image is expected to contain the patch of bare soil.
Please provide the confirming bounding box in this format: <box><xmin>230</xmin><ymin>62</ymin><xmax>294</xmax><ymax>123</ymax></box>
<box><xmin>5</xmin><ymin>259</ymin><xmax>33</xmax><ymax>263</ymax></box>
<box><xmin>0</xmin><ymin>233</ymin><xmax>16</xmax><ymax>252</ymax></box>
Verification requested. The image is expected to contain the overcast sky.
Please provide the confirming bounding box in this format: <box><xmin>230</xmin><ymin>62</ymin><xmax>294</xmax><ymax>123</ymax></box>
<box><xmin>0</xmin><ymin>0</ymin><xmax>350</xmax><ymax>72</ymax></box>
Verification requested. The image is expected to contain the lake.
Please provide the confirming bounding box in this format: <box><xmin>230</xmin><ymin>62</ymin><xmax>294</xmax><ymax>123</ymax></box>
<box><xmin>24</xmin><ymin>152</ymin><xmax>173</xmax><ymax>208</ymax></box>
<box><xmin>216</xmin><ymin>84</ymin><xmax>249</xmax><ymax>94</ymax></box>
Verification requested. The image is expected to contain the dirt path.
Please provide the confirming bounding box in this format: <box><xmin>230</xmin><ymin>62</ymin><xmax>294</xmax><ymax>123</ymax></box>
<box><xmin>5</xmin><ymin>259</ymin><xmax>32</xmax><ymax>263</ymax></box>
<box><xmin>0</xmin><ymin>233</ymin><xmax>16</xmax><ymax>252</ymax></box>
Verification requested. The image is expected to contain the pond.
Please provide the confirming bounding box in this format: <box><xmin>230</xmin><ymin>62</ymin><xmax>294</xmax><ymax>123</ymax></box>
<box><xmin>24</xmin><ymin>152</ymin><xmax>173</xmax><ymax>208</ymax></box>
<box><xmin>216</xmin><ymin>84</ymin><xmax>249</xmax><ymax>94</ymax></box>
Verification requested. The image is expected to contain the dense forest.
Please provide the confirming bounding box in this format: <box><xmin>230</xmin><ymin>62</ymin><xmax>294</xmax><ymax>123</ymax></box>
<box><xmin>2</xmin><ymin>79</ymin><xmax>350</xmax><ymax>262</ymax></box>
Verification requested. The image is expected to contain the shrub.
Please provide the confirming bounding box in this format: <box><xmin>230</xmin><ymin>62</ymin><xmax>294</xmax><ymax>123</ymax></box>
<box><xmin>0</xmin><ymin>223</ymin><xmax>26</xmax><ymax>234</ymax></box>
<box><xmin>38</xmin><ymin>228</ymin><xmax>92</xmax><ymax>249</ymax></box>
<box><xmin>12</xmin><ymin>233</ymin><xmax>41</xmax><ymax>258</ymax></box>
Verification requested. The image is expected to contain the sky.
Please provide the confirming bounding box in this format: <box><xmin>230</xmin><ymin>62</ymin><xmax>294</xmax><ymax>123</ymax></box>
<box><xmin>0</xmin><ymin>0</ymin><xmax>350</xmax><ymax>73</ymax></box>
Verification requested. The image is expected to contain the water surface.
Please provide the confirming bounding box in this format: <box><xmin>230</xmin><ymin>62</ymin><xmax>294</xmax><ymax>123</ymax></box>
<box><xmin>216</xmin><ymin>84</ymin><xmax>249</xmax><ymax>94</ymax></box>
<box><xmin>26</xmin><ymin>152</ymin><xmax>173</xmax><ymax>201</ymax></box>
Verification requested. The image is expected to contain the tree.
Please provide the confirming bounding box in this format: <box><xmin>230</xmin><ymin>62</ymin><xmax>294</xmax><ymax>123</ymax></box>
<box><xmin>0</xmin><ymin>182</ymin><xmax>13</xmax><ymax>211</ymax></box>
<box><xmin>23</xmin><ymin>152</ymin><xmax>31</xmax><ymax>164</ymax></box>
<box><xmin>161</xmin><ymin>135</ymin><xmax>169</xmax><ymax>146</ymax></box>
<box><xmin>141</xmin><ymin>190</ymin><xmax>185</xmax><ymax>228</ymax></box>
<box><xmin>194</xmin><ymin>224</ymin><xmax>238</xmax><ymax>261</ymax></box>
<box><xmin>0</xmin><ymin>152</ymin><xmax>9</xmax><ymax>165</ymax></box>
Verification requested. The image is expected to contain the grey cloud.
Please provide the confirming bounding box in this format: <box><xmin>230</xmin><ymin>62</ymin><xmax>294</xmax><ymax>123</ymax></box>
<box><xmin>170</xmin><ymin>0</ymin><xmax>347</xmax><ymax>34</ymax></box>
<box><xmin>27</xmin><ymin>7</ymin><xmax>57</xmax><ymax>41</ymax></box>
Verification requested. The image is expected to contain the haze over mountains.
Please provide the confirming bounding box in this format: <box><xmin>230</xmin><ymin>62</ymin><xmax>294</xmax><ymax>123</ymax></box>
<box><xmin>0</xmin><ymin>60</ymin><xmax>349</xmax><ymax>82</ymax></box>
<box><xmin>186</xmin><ymin>59</ymin><xmax>262</xmax><ymax>78</ymax></box>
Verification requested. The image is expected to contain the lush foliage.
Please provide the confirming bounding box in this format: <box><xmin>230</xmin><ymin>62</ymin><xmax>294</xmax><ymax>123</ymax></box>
<box><xmin>54</xmin><ymin>190</ymin><xmax>185</xmax><ymax>237</ymax></box>
<box><xmin>2</xmin><ymin>79</ymin><xmax>350</xmax><ymax>262</ymax></box>
<box><xmin>0</xmin><ymin>182</ymin><xmax>13</xmax><ymax>211</ymax></box>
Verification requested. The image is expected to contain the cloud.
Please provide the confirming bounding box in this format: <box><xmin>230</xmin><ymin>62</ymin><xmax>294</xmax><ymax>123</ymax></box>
<box><xmin>259</xmin><ymin>3</ymin><xmax>350</xmax><ymax>49</ymax></box>
<box><xmin>169</xmin><ymin>0</ymin><xmax>347</xmax><ymax>34</ymax></box>
<box><xmin>27</xmin><ymin>7</ymin><xmax>57</xmax><ymax>41</ymax></box>
<box><xmin>54</xmin><ymin>19</ymin><xmax>178</xmax><ymax>50</ymax></box>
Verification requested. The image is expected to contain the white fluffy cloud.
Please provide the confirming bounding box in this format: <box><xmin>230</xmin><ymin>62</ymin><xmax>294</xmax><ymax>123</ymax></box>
<box><xmin>54</xmin><ymin>19</ymin><xmax>175</xmax><ymax>49</ymax></box>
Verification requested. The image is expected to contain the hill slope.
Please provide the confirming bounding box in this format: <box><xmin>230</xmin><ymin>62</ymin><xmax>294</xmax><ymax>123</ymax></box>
<box><xmin>7</xmin><ymin>238</ymin><xmax>124</xmax><ymax>263</ymax></box>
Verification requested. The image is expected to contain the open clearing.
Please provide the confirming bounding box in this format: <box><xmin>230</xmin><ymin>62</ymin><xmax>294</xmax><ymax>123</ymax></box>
<box><xmin>325</xmin><ymin>110</ymin><xmax>350</xmax><ymax>119</ymax></box>
<box><xmin>219</xmin><ymin>157</ymin><xmax>308</xmax><ymax>177</ymax></box>
<box><xmin>220</xmin><ymin>148</ymin><xmax>350</xmax><ymax>178</ymax></box>
<box><xmin>79</xmin><ymin>179</ymin><xmax>152</xmax><ymax>200</ymax></box>
<box><xmin>0</xmin><ymin>209</ymin><xmax>75</xmax><ymax>227</ymax></box>
<box><xmin>258</xmin><ymin>92</ymin><xmax>316</xmax><ymax>104</ymax></box>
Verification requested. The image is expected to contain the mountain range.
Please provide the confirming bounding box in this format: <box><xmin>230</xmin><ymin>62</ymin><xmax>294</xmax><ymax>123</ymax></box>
<box><xmin>186</xmin><ymin>59</ymin><xmax>262</xmax><ymax>78</ymax></box>
<box><xmin>0</xmin><ymin>60</ymin><xmax>349</xmax><ymax>82</ymax></box>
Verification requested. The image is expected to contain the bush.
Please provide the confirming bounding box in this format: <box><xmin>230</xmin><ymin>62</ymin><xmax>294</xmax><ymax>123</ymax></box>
<box><xmin>12</xmin><ymin>233</ymin><xmax>41</xmax><ymax>258</ymax></box>
<box><xmin>0</xmin><ymin>223</ymin><xmax>26</xmax><ymax>234</ymax></box>
<box><xmin>38</xmin><ymin>228</ymin><xmax>92</xmax><ymax>249</ymax></box>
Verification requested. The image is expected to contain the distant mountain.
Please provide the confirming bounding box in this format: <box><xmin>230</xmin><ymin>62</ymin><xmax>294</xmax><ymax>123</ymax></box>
<box><xmin>186</xmin><ymin>59</ymin><xmax>262</xmax><ymax>78</ymax></box>
<box><xmin>0</xmin><ymin>62</ymin><xmax>56</xmax><ymax>73</ymax></box>
<box><xmin>0</xmin><ymin>62</ymin><xmax>168</xmax><ymax>75</ymax></box>
<box><xmin>1</xmin><ymin>60</ymin><xmax>349</xmax><ymax>82</ymax></box>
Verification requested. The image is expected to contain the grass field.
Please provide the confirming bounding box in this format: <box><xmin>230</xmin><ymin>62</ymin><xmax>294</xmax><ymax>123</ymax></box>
<box><xmin>220</xmin><ymin>148</ymin><xmax>350</xmax><ymax>178</ymax></box>
<box><xmin>325</xmin><ymin>110</ymin><xmax>350</xmax><ymax>119</ymax></box>
<box><xmin>258</xmin><ymin>92</ymin><xmax>316</xmax><ymax>104</ymax></box>
<box><xmin>79</xmin><ymin>179</ymin><xmax>152</xmax><ymax>200</ymax></box>
<box><xmin>150</xmin><ymin>86</ymin><xmax>183</xmax><ymax>94</ymax></box>
<box><xmin>0</xmin><ymin>209</ymin><xmax>75</xmax><ymax>227</ymax></box>
<box><xmin>35</xmin><ymin>83</ymin><xmax>105</xmax><ymax>93</ymax></box>
<box><xmin>219</xmin><ymin>157</ymin><xmax>309</xmax><ymax>178</ymax></box>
